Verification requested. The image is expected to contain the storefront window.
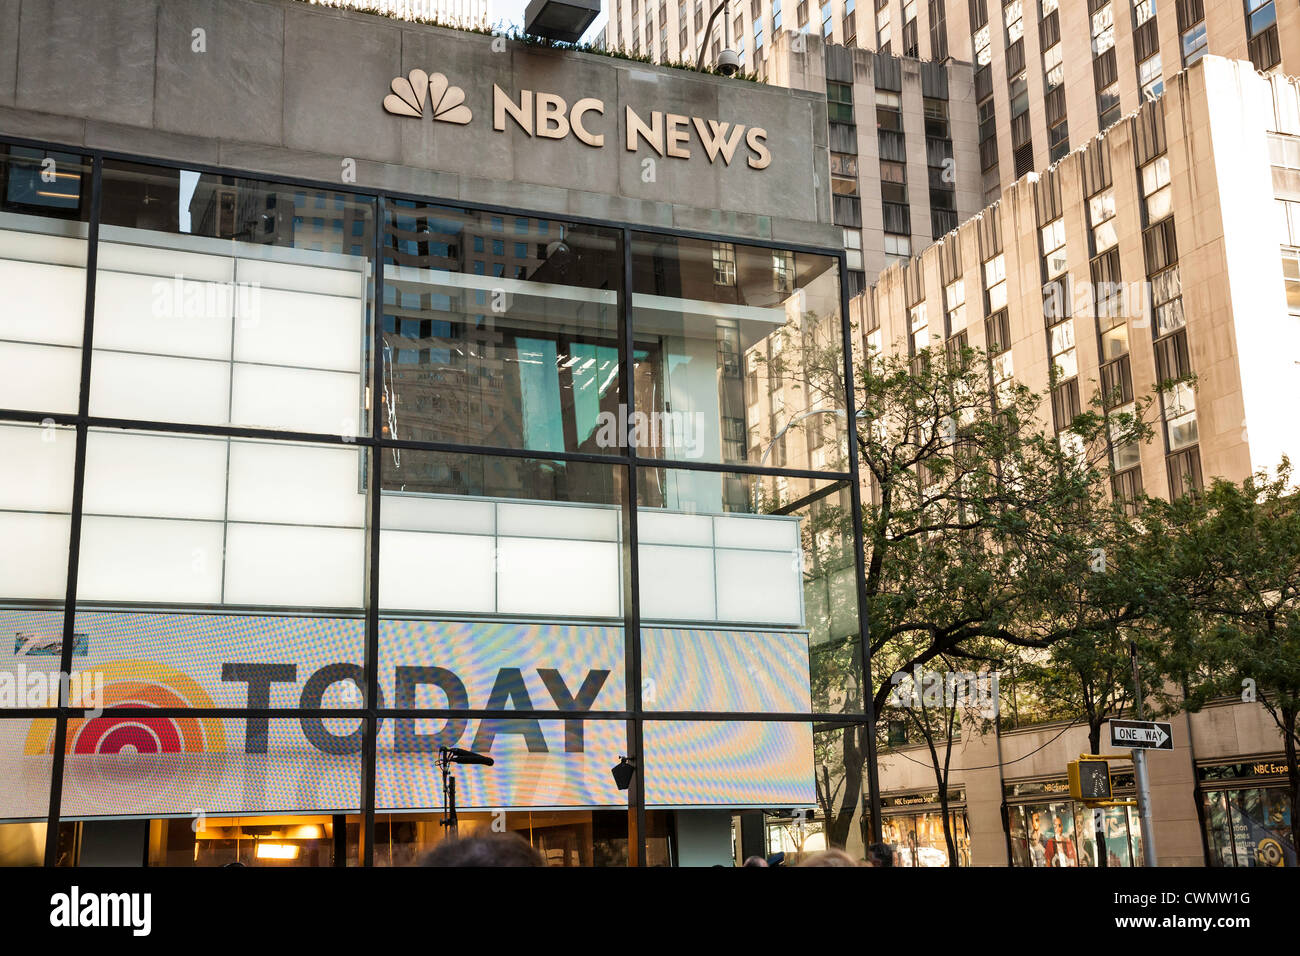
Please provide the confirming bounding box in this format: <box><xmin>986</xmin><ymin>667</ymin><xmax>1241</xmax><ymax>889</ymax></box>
<box><xmin>1006</xmin><ymin>776</ymin><xmax>1143</xmax><ymax>867</ymax></box>
<box><xmin>1200</xmin><ymin>760</ymin><xmax>1296</xmax><ymax>866</ymax></box>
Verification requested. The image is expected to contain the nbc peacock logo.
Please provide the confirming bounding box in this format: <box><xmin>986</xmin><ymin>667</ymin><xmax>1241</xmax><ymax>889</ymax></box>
<box><xmin>383</xmin><ymin>69</ymin><xmax>472</xmax><ymax>124</ymax></box>
<box><xmin>25</xmin><ymin>660</ymin><xmax>225</xmax><ymax>757</ymax></box>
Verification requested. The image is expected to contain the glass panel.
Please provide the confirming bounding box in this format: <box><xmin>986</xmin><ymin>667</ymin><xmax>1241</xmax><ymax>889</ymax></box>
<box><xmin>69</xmin><ymin>432</ymin><xmax>369</xmax><ymax>710</ymax></box>
<box><xmin>383</xmin><ymin>200</ymin><xmax>622</xmax><ymax>455</ymax></box>
<box><xmin>638</xmin><ymin>468</ymin><xmax>862</xmax><ymax>715</ymax></box>
<box><xmin>78</xmin><ymin>431</ymin><xmax>368</xmax><ymax>611</ymax></box>
<box><xmin>371</xmin><ymin>809</ymin><xmax>651</xmax><ymax>866</ymax></box>
<box><xmin>0</xmin><ymin>420</ymin><xmax>74</xmax><ymax>715</ymax></box>
<box><xmin>0</xmin><ymin>146</ymin><xmax>91</xmax><ymax>415</ymax></box>
<box><xmin>0</xmin><ymin>719</ymin><xmax>53</xmax><ymax>832</ymax></box>
<box><xmin>374</xmin><ymin>719</ymin><xmax>630</xmax><ymax>815</ymax></box>
<box><xmin>631</xmin><ymin>234</ymin><xmax>846</xmax><ymax>470</ymax></box>
<box><xmin>91</xmin><ymin>161</ymin><xmax>376</xmax><ymax>437</ymax></box>
<box><xmin>52</xmin><ymin>717</ymin><xmax>362</xmax><ymax>820</ymax></box>
<box><xmin>148</xmin><ymin>813</ymin><xmax>355</xmax><ymax>866</ymax></box>
<box><xmin>644</xmin><ymin>720</ymin><xmax>871</xmax><ymax>863</ymax></box>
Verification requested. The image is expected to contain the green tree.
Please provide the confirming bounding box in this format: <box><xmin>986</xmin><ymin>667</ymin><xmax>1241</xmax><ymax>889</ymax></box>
<box><xmin>815</xmin><ymin>341</ymin><xmax>1154</xmax><ymax>847</ymax></box>
<box><xmin>1152</xmin><ymin>462</ymin><xmax>1300</xmax><ymax>860</ymax></box>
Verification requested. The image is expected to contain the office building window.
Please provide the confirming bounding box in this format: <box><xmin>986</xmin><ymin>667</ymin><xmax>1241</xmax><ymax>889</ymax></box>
<box><xmin>1004</xmin><ymin>0</ymin><xmax>1024</xmax><ymax>43</ymax></box>
<box><xmin>1282</xmin><ymin>252</ymin><xmax>1300</xmax><ymax>315</ymax></box>
<box><xmin>974</xmin><ymin>24</ymin><xmax>991</xmax><ymax>65</ymax></box>
<box><xmin>1139</xmin><ymin>53</ymin><xmax>1163</xmax><ymax>100</ymax></box>
<box><xmin>1181</xmin><ymin>21</ymin><xmax>1207</xmax><ymax>66</ymax></box>
<box><xmin>1092</xmin><ymin>5</ymin><xmax>1115</xmax><ymax>55</ymax></box>
<box><xmin>1090</xmin><ymin>188</ymin><xmax>1119</xmax><ymax>253</ymax></box>
<box><xmin>830</xmin><ymin>152</ymin><xmax>859</xmax><ymax>195</ymax></box>
<box><xmin>910</xmin><ymin>301</ymin><xmax>930</xmax><ymax>353</ymax></box>
<box><xmin>712</xmin><ymin>241</ymin><xmax>737</xmax><ymax>285</ymax></box>
<box><xmin>827</xmin><ymin>81</ymin><xmax>855</xmax><ymax>124</ymax></box>
<box><xmin>1041</xmin><ymin>217</ymin><xmax>1067</xmax><ymax>280</ymax></box>
<box><xmin>945</xmin><ymin>278</ymin><xmax>967</xmax><ymax>333</ymax></box>
<box><xmin>985</xmin><ymin>254</ymin><xmax>1008</xmax><ymax>312</ymax></box>
<box><xmin>884</xmin><ymin>233</ymin><xmax>912</xmax><ymax>260</ymax></box>
<box><xmin>1049</xmin><ymin>318</ymin><xmax>1077</xmax><ymax>381</ymax></box>
<box><xmin>1141</xmin><ymin>155</ymin><xmax>1173</xmax><ymax>223</ymax></box>
<box><xmin>844</xmin><ymin>228</ymin><xmax>864</xmax><ymax>270</ymax></box>
<box><xmin>1043</xmin><ymin>42</ymin><xmax>1063</xmax><ymax>90</ymax></box>
<box><xmin>1134</xmin><ymin>0</ymin><xmax>1155</xmax><ymax>27</ymax></box>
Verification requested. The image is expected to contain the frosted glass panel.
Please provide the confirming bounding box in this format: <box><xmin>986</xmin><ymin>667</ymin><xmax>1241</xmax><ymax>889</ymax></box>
<box><xmin>83</xmin><ymin>431</ymin><xmax>227</xmax><ymax>520</ymax></box>
<box><xmin>0</xmin><ymin>512</ymin><xmax>70</xmax><ymax>601</ymax></box>
<box><xmin>223</xmin><ymin>524</ymin><xmax>365</xmax><ymax>608</ymax></box>
<box><xmin>0</xmin><ymin>341</ymin><xmax>81</xmax><ymax>414</ymax></box>
<box><xmin>78</xmin><ymin>516</ymin><xmax>224</xmax><ymax>604</ymax></box>
<box><xmin>638</xmin><ymin>544</ymin><xmax>717</xmax><ymax>621</ymax></box>
<box><xmin>380</xmin><ymin>494</ymin><xmax>494</xmax><ymax>534</ymax></box>
<box><xmin>379</xmin><ymin>531</ymin><xmax>497</xmax><ymax>613</ymax></box>
<box><xmin>89</xmin><ymin>351</ymin><xmax>231</xmax><ymax>425</ymax></box>
<box><xmin>228</xmin><ymin>364</ymin><xmax>360</xmax><ymax>435</ymax></box>
<box><xmin>637</xmin><ymin>510</ymin><xmax>713</xmax><ymax>546</ymax></box>
<box><xmin>0</xmin><ymin>259</ymin><xmax>85</xmax><ymax>346</ymax></box>
<box><xmin>93</xmin><ymin>271</ymin><xmax>234</xmax><ymax>359</ymax></box>
<box><xmin>716</xmin><ymin>550</ymin><xmax>803</xmax><ymax>625</ymax></box>
<box><xmin>233</xmin><ymin>287</ymin><xmax>362</xmax><ymax>372</ymax></box>
<box><xmin>226</xmin><ymin>441</ymin><xmax>365</xmax><ymax>527</ymax></box>
<box><xmin>496</xmin><ymin>537</ymin><xmax>621</xmax><ymax>617</ymax></box>
<box><xmin>0</xmin><ymin>422</ymin><xmax>75</xmax><ymax>512</ymax></box>
<box><xmin>89</xmin><ymin>163</ymin><xmax>374</xmax><ymax>436</ymax></box>
<box><xmin>496</xmin><ymin>501</ymin><xmax>619</xmax><ymax>540</ymax></box>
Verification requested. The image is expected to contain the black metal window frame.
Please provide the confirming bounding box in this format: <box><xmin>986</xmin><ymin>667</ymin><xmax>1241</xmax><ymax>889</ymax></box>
<box><xmin>0</xmin><ymin>133</ymin><xmax>883</xmax><ymax>866</ymax></box>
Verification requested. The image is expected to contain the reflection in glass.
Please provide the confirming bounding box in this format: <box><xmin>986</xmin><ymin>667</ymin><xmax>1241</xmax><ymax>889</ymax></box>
<box><xmin>631</xmin><ymin>234</ymin><xmax>846</xmax><ymax>470</ymax></box>
<box><xmin>382</xmin><ymin>201</ymin><xmax>623</xmax><ymax>454</ymax></box>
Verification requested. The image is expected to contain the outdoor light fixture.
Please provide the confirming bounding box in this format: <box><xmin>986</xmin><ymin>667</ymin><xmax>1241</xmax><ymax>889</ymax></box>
<box><xmin>523</xmin><ymin>0</ymin><xmax>600</xmax><ymax>43</ymax></box>
<box><xmin>611</xmin><ymin>755</ymin><xmax>637</xmax><ymax>791</ymax></box>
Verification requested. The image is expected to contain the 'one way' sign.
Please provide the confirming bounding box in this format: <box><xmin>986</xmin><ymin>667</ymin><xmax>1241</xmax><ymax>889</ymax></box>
<box><xmin>1109</xmin><ymin>719</ymin><xmax>1174</xmax><ymax>750</ymax></box>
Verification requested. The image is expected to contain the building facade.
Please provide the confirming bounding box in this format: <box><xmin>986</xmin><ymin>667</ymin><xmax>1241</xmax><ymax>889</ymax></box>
<box><xmin>858</xmin><ymin>55</ymin><xmax>1299</xmax><ymax>866</ymax></box>
<box><xmin>0</xmin><ymin>0</ymin><xmax>873</xmax><ymax>867</ymax></box>
<box><xmin>613</xmin><ymin>0</ymin><xmax>1300</xmax><ymax>206</ymax></box>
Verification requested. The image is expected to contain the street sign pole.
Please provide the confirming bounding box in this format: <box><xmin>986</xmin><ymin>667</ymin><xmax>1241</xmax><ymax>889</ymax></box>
<box><xmin>1130</xmin><ymin>643</ymin><xmax>1158</xmax><ymax>867</ymax></box>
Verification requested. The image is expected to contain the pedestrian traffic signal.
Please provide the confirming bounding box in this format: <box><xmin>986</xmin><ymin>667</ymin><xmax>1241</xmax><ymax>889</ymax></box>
<box><xmin>1068</xmin><ymin>759</ymin><xmax>1112</xmax><ymax>802</ymax></box>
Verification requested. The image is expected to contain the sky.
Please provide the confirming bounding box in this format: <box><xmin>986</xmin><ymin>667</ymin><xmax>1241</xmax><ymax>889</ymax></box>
<box><xmin>488</xmin><ymin>0</ymin><xmax>608</xmax><ymax>45</ymax></box>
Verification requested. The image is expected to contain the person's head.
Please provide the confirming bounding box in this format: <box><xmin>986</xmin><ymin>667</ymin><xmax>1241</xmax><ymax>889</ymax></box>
<box><xmin>866</xmin><ymin>842</ymin><xmax>894</xmax><ymax>867</ymax></box>
<box><xmin>796</xmin><ymin>848</ymin><xmax>860</xmax><ymax>867</ymax></box>
<box><xmin>419</xmin><ymin>832</ymin><xmax>544</xmax><ymax>867</ymax></box>
<box><xmin>742</xmin><ymin>855</ymin><xmax>769</xmax><ymax>867</ymax></box>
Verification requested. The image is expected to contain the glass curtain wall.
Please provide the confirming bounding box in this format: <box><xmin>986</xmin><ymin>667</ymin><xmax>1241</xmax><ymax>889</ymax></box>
<box><xmin>0</xmin><ymin>140</ymin><xmax>868</xmax><ymax>867</ymax></box>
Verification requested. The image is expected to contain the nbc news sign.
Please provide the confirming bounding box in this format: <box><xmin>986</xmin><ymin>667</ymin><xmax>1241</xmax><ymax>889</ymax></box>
<box><xmin>383</xmin><ymin>69</ymin><xmax>772</xmax><ymax>169</ymax></box>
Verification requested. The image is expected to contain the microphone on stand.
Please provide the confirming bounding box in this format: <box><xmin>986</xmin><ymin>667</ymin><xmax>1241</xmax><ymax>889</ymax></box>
<box><xmin>442</xmin><ymin>747</ymin><xmax>495</xmax><ymax>766</ymax></box>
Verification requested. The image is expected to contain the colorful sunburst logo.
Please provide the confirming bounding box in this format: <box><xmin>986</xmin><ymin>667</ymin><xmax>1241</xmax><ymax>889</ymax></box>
<box><xmin>25</xmin><ymin>661</ymin><xmax>226</xmax><ymax>756</ymax></box>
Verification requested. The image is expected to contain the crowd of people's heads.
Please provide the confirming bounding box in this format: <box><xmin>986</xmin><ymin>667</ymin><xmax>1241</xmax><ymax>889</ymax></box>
<box><xmin>419</xmin><ymin>833</ymin><xmax>892</xmax><ymax>868</ymax></box>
